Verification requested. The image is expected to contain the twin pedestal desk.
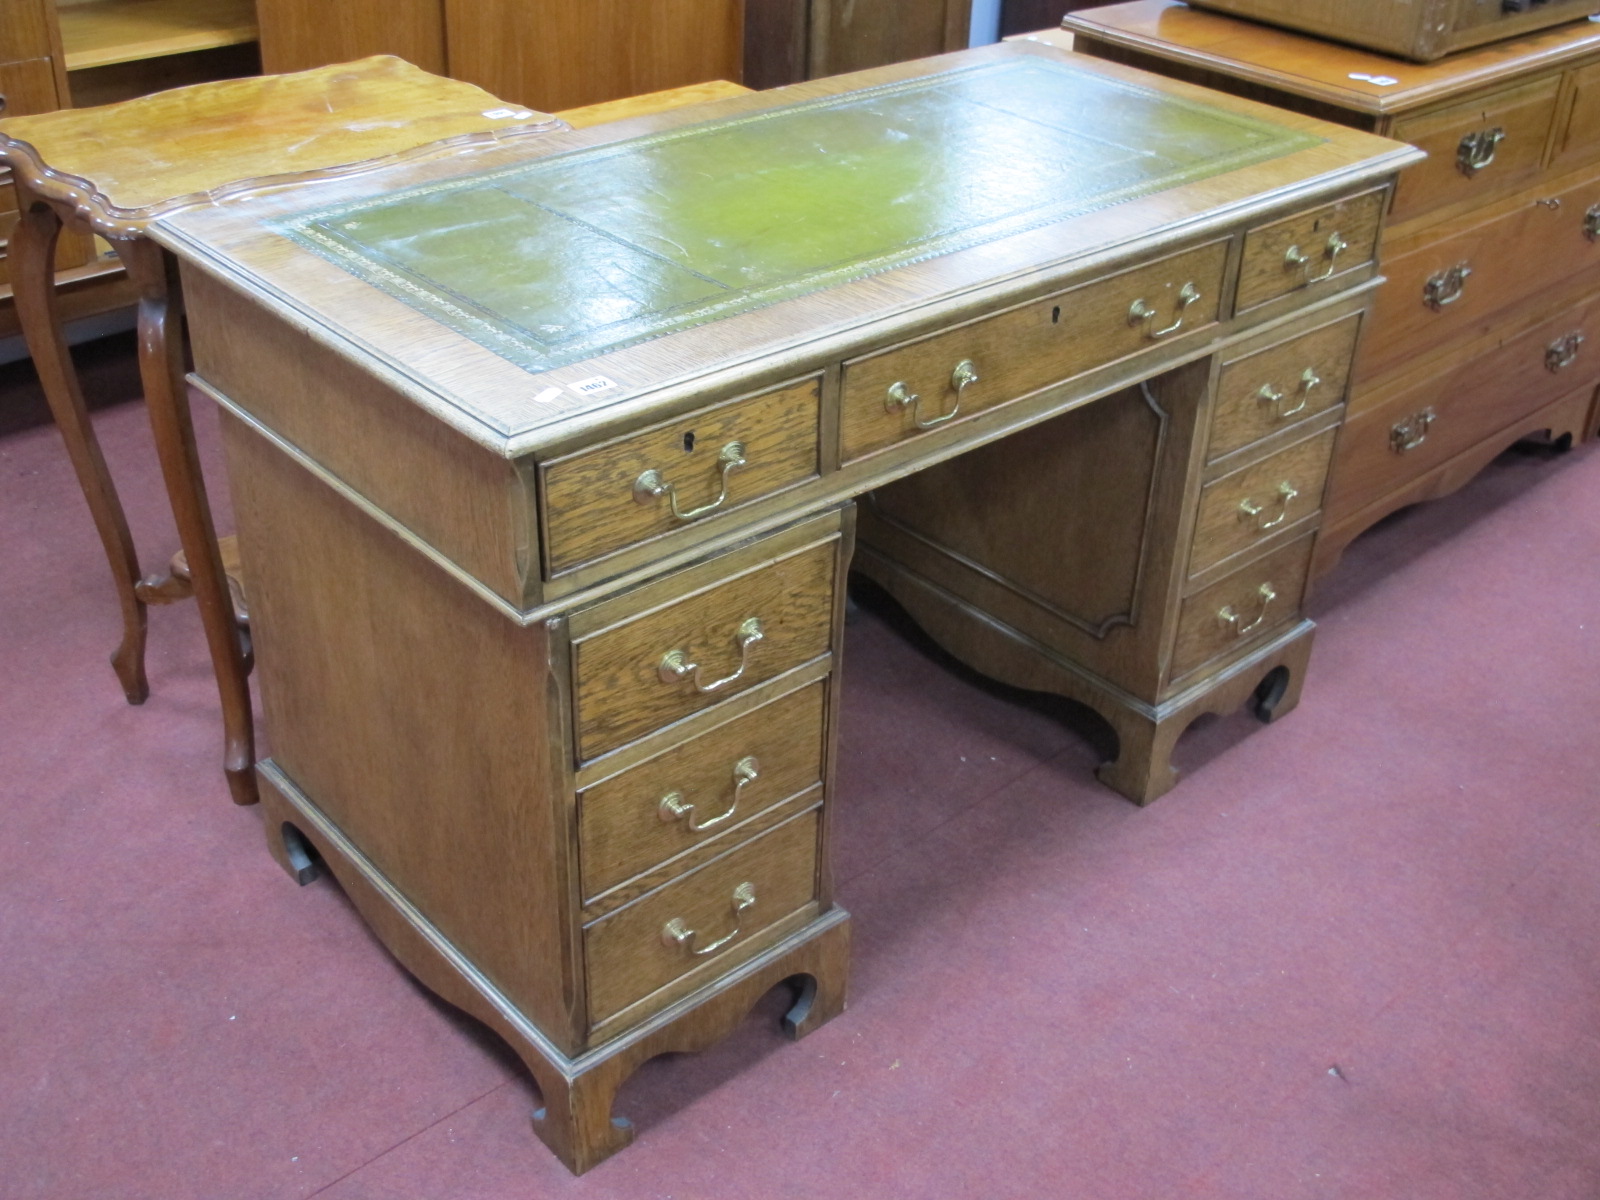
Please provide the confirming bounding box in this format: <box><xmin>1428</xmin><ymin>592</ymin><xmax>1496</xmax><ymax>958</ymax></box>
<box><xmin>153</xmin><ymin>44</ymin><xmax>1419</xmax><ymax>1173</ymax></box>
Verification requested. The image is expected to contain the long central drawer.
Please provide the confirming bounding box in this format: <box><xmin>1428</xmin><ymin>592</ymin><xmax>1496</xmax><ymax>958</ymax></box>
<box><xmin>838</xmin><ymin>239</ymin><xmax>1229</xmax><ymax>463</ymax></box>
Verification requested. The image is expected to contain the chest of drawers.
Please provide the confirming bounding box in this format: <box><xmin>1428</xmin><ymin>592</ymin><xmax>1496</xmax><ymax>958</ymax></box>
<box><xmin>153</xmin><ymin>45</ymin><xmax>1414</xmax><ymax>1174</ymax></box>
<box><xmin>1066</xmin><ymin>1</ymin><xmax>1600</xmax><ymax>578</ymax></box>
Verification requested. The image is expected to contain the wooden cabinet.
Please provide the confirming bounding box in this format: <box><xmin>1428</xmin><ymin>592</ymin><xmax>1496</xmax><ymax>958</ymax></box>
<box><xmin>152</xmin><ymin>46</ymin><xmax>1413</xmax><ymax>1173</ymax></box>
<box><xmin>1065</xmin><ymin>0</ymin><xmax>1600</xmax><ymax>578</ymax></box>
<box><xmin>258</xmin><ymin>0</ymin><xmax>973</xmax><ymax>107</ymax></box>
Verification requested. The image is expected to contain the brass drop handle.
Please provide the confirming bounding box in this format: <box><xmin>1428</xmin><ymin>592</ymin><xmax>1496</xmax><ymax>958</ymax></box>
<box><xmin>1128</xmin><ymin>281</ymin><xmax>1201</xmax><ymax>339</ymax></box>
<box><xmin>1218</xmin><ymin>583</ymin><xmax>1277</xmax><ymax>638</ymax></box>
<box><xmin>885</xmin><ymin>359</ymin><xmax>980</xmax><ymax>430</ymax></box>
<box><xmin>1283</xmin><ymin>232</ymin><xmax>1349</xmax><ymax>285</ymax></box>
<box><xmin>634</xmin><ymin>441</ymin><xmax>747</xmax><ymax>521</ymax></box>
<box><xmin>1457</xmin><ymin>127</ymin><xmax>1506</xmax><ymax>177</ymax></box>
<box><xmin>1547</xmin><ymin>332</ymin><xmax>1585</xmax><ymax>373</ymax></box>
<box><xmin>1423</xmin><ymin>262</ymin><xmax>1472</xmax><ymax>311</ymax></box>
<box><xmin>1257</xmin><ymin>368</ymin><xmax>1320</xmax><ymax>421</ymax></box>
<box><xmin>658</xmin><ymin>756</ymin><xmax>761</xmax><ymax>832</ymax></box>
<box><xmin>1584</xmin><ymin>203</ymin><xmax>1600</xmax><ymax>242</ymax></box>
<box><xmin>662</xmin><ymin>882</ymin><xmax>756</xmax><ymax>956</ymax></box>
<box><xmin>1238</xmin><ymin>481</ymin><xmax>1300</xmax><ymax>531</ymax></box>
<box><xmin>658</xmin><ymin>617</ymin><xmax>764</xmax><ymax>693</ymax></box>
<box><xmin>1390</xmin><ymin>407</ymin><xmax>1436</xmax><ymax>454</ymax></box>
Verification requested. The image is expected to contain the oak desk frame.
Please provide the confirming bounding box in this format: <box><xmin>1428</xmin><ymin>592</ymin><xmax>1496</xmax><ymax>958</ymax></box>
<box><xmin>152</xmin><ymin>43</ymin><xmax>1418</xmax><ymax>1174</ymax></box>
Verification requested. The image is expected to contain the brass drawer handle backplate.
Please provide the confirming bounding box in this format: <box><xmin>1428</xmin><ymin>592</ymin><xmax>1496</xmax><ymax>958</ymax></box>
<box><xmin>1129</xmin><ymin>281</ymin><xmax>1201</xmax><ymax>339</ymax></box>
<box><xmin>658</xmin><ymin>616</ymin><xmax>765</xmax><ymax>693</ymax></box>
<box><xmin>1390</xmin><ymin>407</ymin><xmax>1436</xmax><ymax>454</ymax></box>
<box><xmin>634</xmin><ymin>441</ymin><xmax>747</xmax><ymax>521</ymax></box>
<box><xmin>1218</xmin><ymin>583</ymin><xmax>1277</xmax><ymax>638</ymax></box>
<box><xmin>1457</xmin><ymin>127</ymin><xmax>1506</xmax><ymax>177</ymax></box>
<box><xmin>1238</xmin><ymin>481</ymin><xmax>1300</xmax><ymax>531</ymax></box>
<box><xmin>662</xmin><ymin>881</ymin><xmax>757</xmax><ymax>957</ymax></box>
<box><xmin>1257</xmin><ymin>368</ymin><xmax>1320</xmax><ymax>421</ymax></box>
<box><xmin>1547</xmin><ymin>332</ymin><xmax>1585</xmax><ymax>373</ymax></box>
<box><xmin>658</xmin><ymin>756</ymin><xmax>761</xmax><ymax>832</ymax></box>
<box><xmin>1283</xmin><ymin>232</ymin><xmax>1348</xmax><ymax>285</ymax></box>
<box><xmin>886</xmin><ymin>358</ymin><xmax>980</xmax><ymax>430</ymax></box>
<box><xmin>1423</xmin><ymin>262</ymin><xmax>1472</xmax><ymax>311</ymax></box>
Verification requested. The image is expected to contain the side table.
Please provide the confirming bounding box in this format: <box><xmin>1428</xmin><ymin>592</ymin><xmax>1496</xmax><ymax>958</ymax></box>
<box><xmin>0</xmin><ymin>56</ymin><xmax>560</xmax><ymax>805</ymax></box>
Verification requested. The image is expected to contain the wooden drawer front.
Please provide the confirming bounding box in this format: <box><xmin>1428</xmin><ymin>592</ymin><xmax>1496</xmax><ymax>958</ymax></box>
<box><xmin>585</xmin><ymin>810</ymin><xmax>820</xmax><ymax>1025</ymax></box>
<box><xmin>1172</xmin><ymin>535</ymin><xmax>1314</xmax><ymax>681</ymax></box>
<box><xmin>1190</xmin><ymin>427</ymin><xmax>1335</xmax><ymax>576</ymax></box>
<box><xmin>1389</xmin><ymin>79</ymin><xmax>1561</xmax><ymax>225</ymax></box>
<box><xmin>839</xmin><ymin>240</ymin><xmax>1228</xmax><ymax>462</ymax></box>
<box><xmin>1328</xmin><ymin>296</ymin><xmax>1600</xmax><ymax>523</ymax></box>
<box><xmin>541</xmin><ymin>377</ymin><xmax>821</xmax><ymax>576</ymax></box>
<box><xmin>1364</xmin><ymin>167</ymin><xmax>1600</xmax><ymax>375</ymax></box>
<box><xmin>579</xmin><ymin>682</ymin><xmax>827</xmax><ymax>901</ymax></box>
<box><xmin>1236</xmin><ymin>191</ymin><xmax>1384</xmax><ymax>313</ymax></box>
<box><xmin>573</xmin><ymin>540</ymin><xmax>837</xmax><ymax>760</ymax></box>
<box><xmin>1209</xmin><ymin>315</ymin><xmax>1359</xmax><ymax>461</ymax></box>
<box><xmin>1553</xmin><ymin>58</ymin><xmax>1600</xmax><ymax>174</ymax></box>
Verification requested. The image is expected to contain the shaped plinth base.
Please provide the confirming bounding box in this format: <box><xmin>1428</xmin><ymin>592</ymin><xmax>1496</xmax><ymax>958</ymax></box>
<box><xmin>256</xmin><ymin>762</ymin><xmax>850</xmax><ymax>1175</ymax></box>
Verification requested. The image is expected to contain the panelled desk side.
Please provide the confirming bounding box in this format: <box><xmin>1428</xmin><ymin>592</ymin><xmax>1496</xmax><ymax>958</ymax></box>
<box><xmin>152</xmin><ymin>43</ymin><xmax>1418</xmax><ymax>1174</ymax></box>
<box><xmin>1065</xmin><ymin>1</ymin><xmax>1600</xmax><ymax>578</ymax></box>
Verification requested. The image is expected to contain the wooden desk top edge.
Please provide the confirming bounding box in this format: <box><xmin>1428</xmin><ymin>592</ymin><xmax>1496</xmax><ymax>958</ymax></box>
<box><xmin>152</xmin><ymin>41</ymin><xmax>1420</xmax><ymax>458</ymax></box>
<box><xmin>1063</xmin><ymin>1</ymin><xmax>1600</xmax><ymax>116</ymax></box>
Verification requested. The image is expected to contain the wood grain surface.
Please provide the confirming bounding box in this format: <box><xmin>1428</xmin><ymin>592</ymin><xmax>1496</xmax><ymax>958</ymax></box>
<box><xmin>542</xmin><ymin>377</ymin><xmax>821</xmax><ymax>576</ymax></box>
<box><xmin>572</xmin><ymin>538</ymin><xmax>838</xmax><ymax>759</ymax></box>
<box><xmin>1189</xmin><ymin>425</ymin><xmax>1335</xmax><ymax>575</ymax></box>
<box><xmin>1171</xmin><ymin>533</ymin><xmax>1314</xmax><ymax>679</ymax></box>
<box><xmin>1208</xmin><ymin>312</ymin><xmax>1358</xmax><ymax>461</ymax></box>
<box><xmin>1235</xmin><ymin>188</ymin><xmax>1384</xmax><ymax>312</ymax></box>
<box><xmin>579</xmin><ymin>681</ymin><xmax>826</xmax><ymax>902</ymax></box>
<box><xmin>584</xmin><ymin>809</ymin><xmax>820</xmax><ymax>1025</ymax></box>
<box><xmin>839</xmin><ymin>239</ymin><xmax>1228</xmax><ymax>462</ymax></box>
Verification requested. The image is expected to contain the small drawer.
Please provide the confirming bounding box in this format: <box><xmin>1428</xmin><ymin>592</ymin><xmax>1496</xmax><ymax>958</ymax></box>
<box><xmin>572</xmin><ymin>539</ymin><xmax>838</xmax><ymax>760</ymax></box>
<box><xmin>540</xmin><ymin>376</ymin><xmax>821</xmax><ymax>576</ymax></box>
<box><xmin>584</xmin><ymin>809</ymin><xmax>820</xmax><ymax>1026</ymax></box>
<box><xmin>1171</xmin><ymin>535</ymin><xmax>1314</xmax><ymax>682</ymax></box>
<box><xmin>1553</xmin><ymin>59</ymin><xmax>1600</xmax><ymax>175</ymax></box>
<box><xmin>1327</xmin><ymin>295</ymin><xmax>1600</xmax><ymax>524</ymax></box>
<box><xmin>1235</xmin><ymin>190</ymin><xmax>1385</xmax><ymax>313</ymax></box>
<box><xmin>579</xmin><ymin>682</ymin><xmax>827</xmax><ymax>901</ymax></box>
<box><xmin>1209</xmin><ymin>314</ymin><xmax>1359</xmax><ymax>461</ymax></box>
<box><xmin>838</xmin><ymin>240</ymin><xmax>1228</xmax><ymax>462</ymax></box>
<box><xmin>1390</xmin><ymin>78</ymin><xmax>1561</xmax><ymax>225</ymax></box>
<box><xmin>1363</xmin><ymin>165</ymin><xmax>1600</xmax><ymax>377</ymax></box>
<box><xmin>1190</xmin><ymin>427</ymin><xmax>1336</xmax><ymax>577</ymax></box>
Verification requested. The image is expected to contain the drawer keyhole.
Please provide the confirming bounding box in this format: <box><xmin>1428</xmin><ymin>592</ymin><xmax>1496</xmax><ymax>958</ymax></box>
<box><xmin>683</xmin><ymin>431</ymin><xmax>696</xmax><ymax>452</ymax></box>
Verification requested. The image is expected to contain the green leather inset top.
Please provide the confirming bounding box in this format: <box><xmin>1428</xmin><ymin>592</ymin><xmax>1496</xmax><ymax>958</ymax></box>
<box><xmin>278</xmin><ymin>58</ymin><xmax>1319</xmax><ymax>373</ymax></box>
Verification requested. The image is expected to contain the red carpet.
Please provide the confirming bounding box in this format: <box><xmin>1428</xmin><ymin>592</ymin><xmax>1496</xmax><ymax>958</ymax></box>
<box><xmin>3</xmin><ymin>340</ymin><xmax>1599</xmax><ymax>1198</ymax></box>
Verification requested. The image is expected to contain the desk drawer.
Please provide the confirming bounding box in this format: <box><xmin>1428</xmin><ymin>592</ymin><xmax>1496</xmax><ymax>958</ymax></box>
<box><xmin>1328</xmin><ymin>296</ymin><xmax>1600</xmax><ymax>524</ymax></box>
<box><xmin>1172</xmin><ymin>535</ymin><xmax>1314</xmax><ymax>682</ymax></box>
<box><xmin>1389</xmin><ymin>78</ymin><xmax>1560</xmax><ymax>225</ymax></box>
<box><xmin>541</xmin><ymin>377</ymin><xmax>821</xmax><ymax>576</ymax></box>
<box><xmin>838</xmin><ymin>240</ymin><xmax>1227</xmax><ymax>462</ymax></box>
<box><xmin>572</xmin><ymin>539</ymin><xmax>837</xmax><ymax>760</ymax></box>
<box><xmin>584</xmin><ymin>809</ymin><xmax>820</xmax><ymax>1025</ymax></box>
<box><xmin>1209</xmin><ymin>314</ymin><xmax>1359</xmax><ymax>461</ymax></box>
<box><xmin>1235</xmin><ymin>191</ymin><xmax>1384</xmax><ymax>313</ymax></box>
<box><xmin>578</xmin><ymin>682</ymin><xmax>827</xmax><ymax>901</ymax></box>
<box><xmin>1190</xmin><ymin>427</ymin><xmax>1334</xmax><ymax>576</ymax></box>
<box><xmin>1363</xmin><ymin>166</ymin><xmax>1600</xmax><ymax>376</ymax></box>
